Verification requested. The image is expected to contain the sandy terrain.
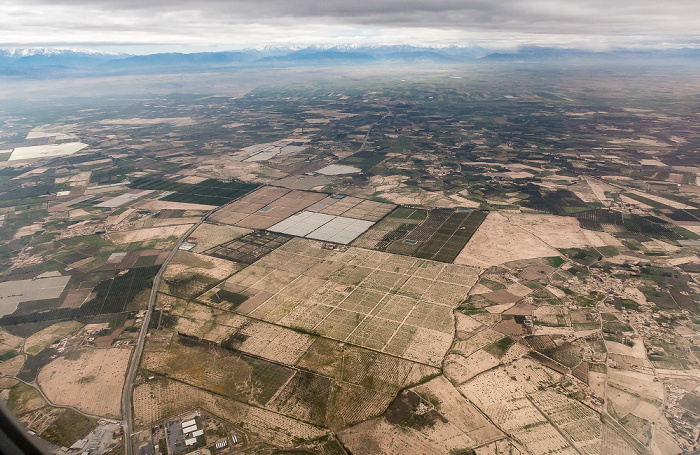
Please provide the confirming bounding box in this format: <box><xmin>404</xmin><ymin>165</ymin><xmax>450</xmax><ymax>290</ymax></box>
<box><xmin>455</xmin><ymin>212</ymin><xmax>620</xmax><ymax>268</ymax></box>
<box><xmin>165</xmin><ymin>251</ymin><xmax>242</xmax><ymax>282</ymax></box>
<box><xmin>152</xmin><ymin>217</ymin><xmax>203</xmax><ymax>227</ymax></box>
<box><xmin>444</xmin><ymin>350</ymin><xmax>500</xmax><ymax>384</ymax></box>
<box><xmin>108</xmin><ymin>224</ymin><xmax>193</xmax><ymax>244</ymax></box>
<box><xmin>187</xmin><ymin>223</ymin><xmax>250</xmax><ymax>253</ymax></box>
<box><xmin>37</xmin><ymin>347</ymin><xmax>131</xmax><ymax>418</ymax></box>
<box><xmin>137</xmin><ymin>200</ymin><xmax>216</xmax><ymax>211</ymax></box>
<box><xmin>339</xmin><ymin>376</ymin><xmax>502</xmax><ymax>455</ymax></box>
<box><xmin>0</xmin><ymin>327</ymin><xmax>24</xmax><ymax>352</ymax></box>
<box><xmin>0</xmin><ymin>354</ymin><xmax>25</xmax><ymax>376</ymax></box>
<box><xmin>628</xmin><ymin>190</ymin><xmax>693</xmax><ymax>209</ymax></box>
<box><xmin>605</xmin><ymin>340</ymin><xmax>648</xmax><ymax>359</ymax></box>
<box><xmin>585</xmin><ymin>177</ymin><xmax>617</xmax><ymax>206</ymax></box>
<box><xmin>454</xmin><ymin>212</ymin><xmax>558</xmax><ymax>268</ymax></box>
<box><xmin>23</xmin><ymin>321</ymin><xmax>83</xmax><ymax>356</ymax></box>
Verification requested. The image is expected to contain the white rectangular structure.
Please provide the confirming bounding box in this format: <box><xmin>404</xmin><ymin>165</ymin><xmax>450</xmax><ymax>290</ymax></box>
<box><xmin>182</xmin><ymin>425</ymin><xmax>197</xmax><ymax>434</ymax></box>
<box><xmin>269</xmin><ymin>211</ymin><xmax>375</xmax><ymax>245</ymax></box>
<box><xmin>181</xmin><ymin>419</ymin><xmax>196</xmax><ymax>428</ymax></box>
<box><xmin>95</xmin><ymin>191</ymin><xmax>151</xmax><ymax>208</ymax></box>
<box><xmin>191</xmin><ymin>429</ymin><xmax>204</xmax><ymax>437</ymax></box>
<box><xmin>9</xmin><ymin>142</ymin><xmax>88</xmax><ymax>161</ymax></box>
<box><xmin>268</xmin><ymin>211</ymin><xmax>335</xmax><ymax>237</ymax></box>
<box><xmin>185</xmin><ymin>437</ymin><xmax>197</xmax><ymax>446</ymax></box>
<box><xmin>306</xmin><ymin>216</ymin><xmax>374</xmax><ymax>244</ymax></box>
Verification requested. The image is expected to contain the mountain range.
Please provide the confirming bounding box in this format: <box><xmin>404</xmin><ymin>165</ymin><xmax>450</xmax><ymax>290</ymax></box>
<box><xmin>1</xmin><ymin>45</ymin><xmax>698</xmax><ymax>76</ymax></box>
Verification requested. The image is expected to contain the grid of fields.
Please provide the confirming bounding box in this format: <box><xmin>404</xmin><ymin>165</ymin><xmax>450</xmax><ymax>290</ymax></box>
<box><xmin>208</xmin><ymin>186</ymin><xmax>393</xmax><ymax>244</ymax></box>
<box><xmin>208</xmin><ymin>186</ymin><xmax>327</xmax><ymax>228</ymax></box>
<box><xmin>0</xmin><ymin>266</ymin><xmax>159</xmax><ymax>325</ymax></box>
<box><xmin>353</xmin><ymin>207</ymin><xmax>488</xmax><ymax>262</ymax></box>
<box><xmin>352</xmin><ymin>207</ymin><xmax>427</xmax><ymax>251</ymax></box>
<box><xmin>214</xmin><ymin>238</ymin><xmax>479</xmax><ymax>365</ymax></box>
<box><xmin>130</xmin><ymin>177</ymin><xmax>259</xmax><ymax>206</ymax></box>
<box><xmin>414</xmin><ymin>210</ymin><xmax>489</xmax><ymax>262</ymax></box>
<box><xmin>269</xmin><ymin>211</ymin><xmax>375</xmax><ymax>244</ymax></box>
<box><xmin>202</xmin><ymin>231</ymin><xmax>291</xmax><ymax>264</ymax></box>
<box><xmin>306</xmin><ymin>195</ymin><xmax>395</xmax><ymax>222</ymax></box>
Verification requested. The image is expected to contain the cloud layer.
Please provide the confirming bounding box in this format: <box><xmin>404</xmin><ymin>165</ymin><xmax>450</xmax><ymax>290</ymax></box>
<box><xmin>1</xmin><ymin>0</ymin><xmax>698</xmax><ymax>50</ymax></box>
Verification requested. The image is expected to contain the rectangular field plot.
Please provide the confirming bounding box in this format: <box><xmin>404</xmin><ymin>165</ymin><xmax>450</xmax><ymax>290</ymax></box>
<box><xmin>268</xmin><ymin>211</ymin><xmax>336</xmax><ymax>237</ymax></box>
<box><xmin>0</xmin><ymin>266</ymin><xmax>160</xmax><ymax>326</ymax></box>
<box><xmin>130</xmin><ymin>177</ymin><xmax>259</xmax><ymax>206</ymax></box>
<box><xmin>530</xmin><ymin>390</ymin><xmax>602</xmax><ymax>448</ymax></box>
<box><xmin>0</xmin><ymin>275</ymin><xmax>71</xmax><ymax>317</ymax></box>
<box><xmin>305</xmin><ymin>216</ymin><xmax>375</xmax><ymax>244</ymax></box>
<box><xmin>352</xmin><ymin>207</ymin><xmax>426</xmax><ymax>250</ymax></box>
<box><xmin>208</xmin><ymin>186</ymin><xmax>327</xmax><ymax>229</ymax></box>
<box><xmin>307</xmin><ymin>195</ymin><xmax>395</xmax><ymax>221</ymax></box>
<box><xmin>218</xmin><ymin>238</ymin><xmax>479</xmax><ymax>366</ymax></box>
<box><xmin>269</xmin><ymin>211</ymin><xmax>375</xmax><ymax>244</ymax></box>
<box><xmin>353</xmin><ymin>207</ymin><xmax>488</xmax><ymax>263</ymax></box>
<box><xmin>202</xmin><ymin>231</ymin><xmax>291</xmax><ymax>264</ymax></box>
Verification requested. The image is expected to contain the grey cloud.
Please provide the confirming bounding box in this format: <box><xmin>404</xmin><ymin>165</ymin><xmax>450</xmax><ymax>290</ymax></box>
<box><xmin>4</xmin><ymin>0</ymin><xmax>700</xmax><ymax>48</ymax></box>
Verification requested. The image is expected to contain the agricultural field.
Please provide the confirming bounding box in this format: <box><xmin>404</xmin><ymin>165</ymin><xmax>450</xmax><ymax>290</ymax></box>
<box><xmin>142</xmin><ymin>300</ymin><xmax>439</xmax><ymax>429</ymax></box>
<box><xmin>37</xmin><ymin>347</ymin><xmax>131</xmax><ymax>418</ymax></box>
<box><xmin>184</xmin><ymin>222</ymin><xmax>251</xmax><ymax>253</ymax></box>
<box><xmin>1</xmin><ymin>380</ymin><xmax>97</xmax><ymax>448</ymax></box>
<box><xmin>162</xmin><ymin>251</ymin><xmax>243</xmax><ymax>300</ymax></box>
<box><xmin>203</xmin><ymin>230</ymin><xmax>291</xmax><ymax>263</ymax></box>
<box><xmin>23</xmin><ymin>321</ymin><xmax>83</xmax><ymax>355</ymax></box>
<box><xmin>221</xmin><ymin>237</ymin><xmax>479</xmax><ymax>365</ymax></box>
<box><xmin>208</xmin><ymin>186</ymin><xmax>327</xmax><ymax>229</ymax></box>
<box><xmin>2</xmin><ymin>67</ymin><xmax>700</xmax><ymax>454</ymax></box>
<box><xmin>354</xmin><ymin>207</ymin><xmax>488</xmax><ymax>262</ymax></box>
<box><xmin>130</xmin><ymin>176</ymin><xmax>259</xmax><ymax>206</ymax></box>
<box><xmin>133</xmin><ymin>378</ymin><xmax>328</xmax><ymax>446</ymax></box>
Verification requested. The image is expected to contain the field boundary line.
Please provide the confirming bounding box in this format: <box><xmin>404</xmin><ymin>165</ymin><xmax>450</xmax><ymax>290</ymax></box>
<box><xmin>526</xmin><ymin>394</ymin><xmax>584</xmax><ymax>455</ymax></box>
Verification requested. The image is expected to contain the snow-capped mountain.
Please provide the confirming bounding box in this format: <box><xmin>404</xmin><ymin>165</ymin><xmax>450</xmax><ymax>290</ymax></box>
<box><xmin>0</xmin><ymin>48</ymin><xmax>127</xmax><ymax>68</ymax></box>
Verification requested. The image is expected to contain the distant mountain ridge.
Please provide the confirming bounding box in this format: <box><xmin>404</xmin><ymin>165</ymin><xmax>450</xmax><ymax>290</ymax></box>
<box><xmin>0</xmin><ymin>45</ymin><xmax>698</xmax><ymax>76</ymax></box>
<box><xmin>0</xmin><ymin>48</ymin><xmax>126</xmax><ymax>69</ymax></box>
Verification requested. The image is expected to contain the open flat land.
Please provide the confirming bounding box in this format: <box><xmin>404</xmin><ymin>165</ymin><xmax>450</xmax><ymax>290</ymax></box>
<box><xmin>2</xmin><ymin>66</ymin><xmax>700</xmax><ymax>454</ymax></box>
<box><xmin>37</xmin><ymin>347</ymin><xmax>131</xmax><ymax>418</ymax></box>
<box><xmin>221</xmin><ymin>237</ymin><xmax>478</xmax><ymax>365</ymax></box>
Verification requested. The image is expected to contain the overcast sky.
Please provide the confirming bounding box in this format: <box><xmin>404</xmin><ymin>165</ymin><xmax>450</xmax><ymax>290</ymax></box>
<box><xmin>1</xmin><ymin>0</ymin><xmax>698</xmax><ymax>53</ymax></box>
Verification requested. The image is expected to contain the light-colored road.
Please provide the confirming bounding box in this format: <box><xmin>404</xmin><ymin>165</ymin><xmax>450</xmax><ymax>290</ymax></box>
<box><xmin>121</xmin><ymin>199</ymin><xmax>235</xmax><ymax>455</ymax></box>
<box><xmin>121</xmin><ymin>218</ymin><xmax>204</xmax><ymax>455</ymax></box>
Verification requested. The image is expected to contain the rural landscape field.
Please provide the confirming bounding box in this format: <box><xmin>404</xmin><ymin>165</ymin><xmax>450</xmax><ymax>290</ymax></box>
<box><xmin>0</xmin><ymin>59</ymin><xmax>699</xmax><ymax>455</ymax></box>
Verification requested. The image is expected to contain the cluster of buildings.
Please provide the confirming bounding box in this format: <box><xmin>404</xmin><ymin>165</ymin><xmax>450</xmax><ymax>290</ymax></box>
<box><xmin>182</xmin><ymin>419</ymin><xmax>204</xmax><ymax>447</ymax></box>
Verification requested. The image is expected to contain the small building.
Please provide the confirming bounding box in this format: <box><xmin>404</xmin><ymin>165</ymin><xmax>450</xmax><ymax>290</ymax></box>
<box><xmin>191</xmin><ymin>430</ymin><xmax>204</xmax><ymax>437</ymax></box>
<box><xmin>179</xmin><ymin>242</ymin><xmax>196</xmax><ymax>251</ymax></box>
<box><xmin>215</xmin><ymin>440</ymin><xmax>228</xmax><ymax>449</ymax></box>
<box><xmin>182</xmin><ymin>419</ymin><xmax>196</xmax><ymax>428</ymax></box>
<box><xmin>70</xmin><ymin>439</ymin><xmax>87</xmax><ymax>450</ymax></box>
<box><xmin>185</xmin><ymin>437</ymin><xmax>197</xmax><ymax>446</ymax></box>
<box><xmin>183</xmin><ymin>425</ymin><xmax>197</xmax><ymax>434</ymax></box>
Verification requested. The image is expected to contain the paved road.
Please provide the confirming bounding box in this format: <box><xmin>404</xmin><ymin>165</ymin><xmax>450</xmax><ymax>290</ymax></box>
<box><xmin>119</xmin><ymin>115</ymin><xmax>398</xmax><ymax>453</ymax></box>
<box><xmin>122</xmin><ymin>211</ymin><xmax>214</xmax><ymax>455</ymax></box>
